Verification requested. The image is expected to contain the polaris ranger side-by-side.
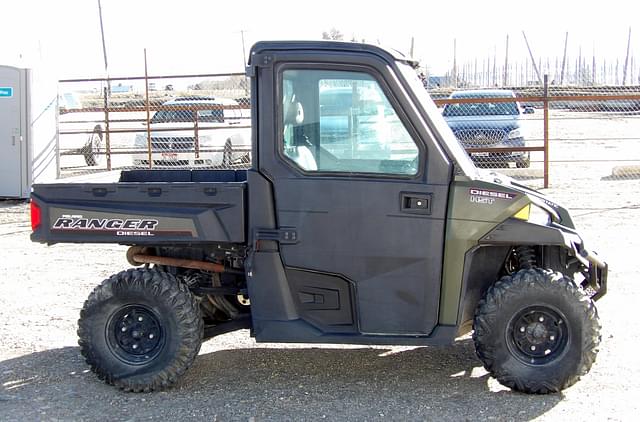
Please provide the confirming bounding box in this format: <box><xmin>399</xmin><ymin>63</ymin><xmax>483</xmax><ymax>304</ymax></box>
<box><xmin>30</xmin><ymin>41</ymin><xmax>607</xmax><ymax>394</ymax></box>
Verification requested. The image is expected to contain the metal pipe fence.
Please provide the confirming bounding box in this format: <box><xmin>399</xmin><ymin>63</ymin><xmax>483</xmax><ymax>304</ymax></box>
<box><xmin>58</xmin><ymin>72</ymin><xmax>640</xmax><ymax>189</ymax></box>
<box><xmin>431</xmin><ymin>76</ymin><xmax>640</xmax><ymax>188</ymax></box>
<box><xmin>58</xmin><ymin>71</ymin><xmax>251</xmax><ymax>178</ymax></box>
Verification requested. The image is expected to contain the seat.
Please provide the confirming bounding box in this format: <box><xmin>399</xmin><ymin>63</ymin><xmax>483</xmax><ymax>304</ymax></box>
<box><xmin>283</xmin><ymin>96</ymin><xmax>317</xmax><ymax>171</ymax></box>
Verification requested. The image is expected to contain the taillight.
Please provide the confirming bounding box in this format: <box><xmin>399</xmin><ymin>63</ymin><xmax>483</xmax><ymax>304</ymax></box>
<box><xmin>30</xmin><ymin>201</ymin><xmax>41</xmax><ymax>231</ymax></box>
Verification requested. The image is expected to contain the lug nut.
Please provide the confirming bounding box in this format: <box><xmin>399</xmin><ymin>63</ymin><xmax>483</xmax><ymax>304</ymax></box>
<box><xmin>530</xmin><ymin>345</ymin><xmax>536</xmax><ymax>351</ymax></box>
<box><xmin>520</xmin><ymin>326</ymin><xmax>526</xmax><ymax>333</ymax></box>
<box><xmin>132</xmin><ymin>344</ymin><xmax>138</xmax><ymax>350</ymax></box>
<box><xmin>550</xmin><ymin>335</ymin><xmax>555</xmax><ymax>341</ymax></box>
<box><xmin>539</xmin><ymin>316</ymin><xmax>544</xmax><ymax>322</ymax></box>
<box><xmin>149</xmin><ymin>334</ymin><xmax>154</xmax><ymax>339</ymax></box>
<box><xmin>138</xmin><ymin>316</ymin><xmax>143</xmax><ymax>322</ymax></box>
<box><xmin>121</xmin><ymin>327</ymin><xmax>127</xmax><ymax>332</ymax></box>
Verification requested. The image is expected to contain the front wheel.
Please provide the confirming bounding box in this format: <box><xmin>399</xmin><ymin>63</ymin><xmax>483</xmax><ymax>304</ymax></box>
<box><xmin>78</xmin><ymin>268</ymin><xmax>203</xmax><ymax>392</ymax></box>
<box><xmin>516</xmin><ymin>155</ymin><xmax>530</xmax><ymax>168</ymax></box>
<box><xmin>222</xmin><ymin>139</ymin><xmax>233</xmax><ymax>167</ymax></box>
<box><xmin>473</xmin><ymin>268</ymin><xmax>600</xmax><ymax>394</ymax></box>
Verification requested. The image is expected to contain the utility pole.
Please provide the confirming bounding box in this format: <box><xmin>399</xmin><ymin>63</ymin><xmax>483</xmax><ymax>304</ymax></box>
<box><xmin>483</xmin><ymin>58</ymin><xmax>487</xmax><ymax>86</ymax></box>
<box><xmin>240</xmin><ymin>29</ymin><xmax>249</xmax><ymax>95</ymax></box>
<box><xmin>623</xmin><ymin>27</ymin><xmax>631</xmax><ymax>85</ymax></box>
<box><xmin>539</xmin><ymin>57</ymin><xmax>543</xmax><ymax>82</ymax></box>
<box><xmin>144</xmin><ymin>48</ymin><xmax>151</xmax><ymax>170</ymax></box>
<box><xmin>97</xmin><ymin>0</ymin><xmax>110</xmax><ymax>93</ymax></box>
<box><xmin>474</xmin><ymin>58</ymin><xmax>478</xmax><ymax>86</ymax></box>
<box><xmin>592</xmin><ymin>45</ymin><xmax>596</xmax><ymax>85</ymax></box>
<box><xmin>240</xmin><ymin>30</ymin><xmax>248</xmax><ymax>66</ymax></box>
<box><xmin>503</xmin><ymin>34</ymin><xmax>509</xmax><ymax>86</ymax></box>
<box><xmin>97</xmin><ymin>0</ymin><xmax>110</xmax><ymax>170</ymax></box>
<box><xmin>578</xmin><ymin>46</ymin><xmax>582</xmax><ymax>84</ymax></box>
<box><xmin>560</xmin><ymin>32</ymin><xmax>568</xmax><ymax>85</ymax></box>
<box><xmin>522</xmin><ymin>31</ymin><xmax>542</xmax><ymax>84</ymax></box>
<box><xmin>452</xmin><ymin>38</ymin><xmax>457</xmax><ymax>87</ymax></box>
<box><xmin>410</xmin><ymin>36</ymin><xmax>415</xmax><ymax>58</ymax></box>
<box><xmin>492</xmin><ymin>45</ymin><xmax>497</xmax><ymax>86</ymax></box>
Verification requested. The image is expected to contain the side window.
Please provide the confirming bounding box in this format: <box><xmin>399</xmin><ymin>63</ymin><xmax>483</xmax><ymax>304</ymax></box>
<box><xmin>197</xmin><ymin>109</ymin><xmax>224</xmax><ymax>123</ymax></box>
<box><xmin>282</xmin><ymin>69</ymin><xmax>420</xmax><ymax>176</ymax></box>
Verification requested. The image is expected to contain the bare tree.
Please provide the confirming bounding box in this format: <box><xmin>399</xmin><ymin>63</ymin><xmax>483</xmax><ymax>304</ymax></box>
<box><xmin>322</xmin><ymin>28</ymin><xmax>344</xmax><ymax>41</ymax></box>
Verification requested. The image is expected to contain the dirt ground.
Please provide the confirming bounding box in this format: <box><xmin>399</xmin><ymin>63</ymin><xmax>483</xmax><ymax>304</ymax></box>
<box><xmin>1</xmin><ymin>170</ymin><xmax>640</xmax><ymax>420</ymax></box>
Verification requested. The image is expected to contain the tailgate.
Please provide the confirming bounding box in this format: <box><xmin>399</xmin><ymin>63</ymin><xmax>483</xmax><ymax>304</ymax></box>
<box><xmin>31</xmin><ymin>181</ymin><xmax>246</xmax><ymax>244</ymax></box>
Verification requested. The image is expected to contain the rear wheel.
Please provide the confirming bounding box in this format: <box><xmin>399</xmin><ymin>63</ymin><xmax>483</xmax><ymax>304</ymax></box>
<box><xmin>78</xmin><ymin>268</ymin><xmax>203</xmax><ymax>392</ymax></box>
<box><xmin>473</xmin><ymin>268</ymin><xmax>600</xmax><ymax>394</ymax></box>
<box><xmin>82</xmin><ymin>125</ymin><xmax>103</xmax><ymax>166</ymax></box>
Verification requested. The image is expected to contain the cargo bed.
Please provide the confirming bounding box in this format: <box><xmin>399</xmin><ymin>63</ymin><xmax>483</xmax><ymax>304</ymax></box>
<box><xmin>31</xmin><ymin>170</ymin><xmax>247</xmax><ymax>245</ymax></box>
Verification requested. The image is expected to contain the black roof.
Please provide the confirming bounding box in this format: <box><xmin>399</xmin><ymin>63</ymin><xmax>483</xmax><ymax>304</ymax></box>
<box><xmin>450</xmin><ymin>89</ymin><xmax>517</xmax><ymax>99</ymax></box>
<box><xmin>249</xmin><ymin>40</ymin><xmax>417</xmax><ymax>67</ymax></box>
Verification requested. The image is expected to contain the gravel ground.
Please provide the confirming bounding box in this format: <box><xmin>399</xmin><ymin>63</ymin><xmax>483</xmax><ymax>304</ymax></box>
<box><xmin>1</xmin><ymin>174</ymin><xmax>639</xmax><ymax>421</ymax></box>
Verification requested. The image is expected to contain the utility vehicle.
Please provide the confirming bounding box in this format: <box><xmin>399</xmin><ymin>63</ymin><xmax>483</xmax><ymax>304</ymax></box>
<box><xmin>30</xmin><ymin>41</ymin><xmax>606</xmax><ymax>394</ymax></box>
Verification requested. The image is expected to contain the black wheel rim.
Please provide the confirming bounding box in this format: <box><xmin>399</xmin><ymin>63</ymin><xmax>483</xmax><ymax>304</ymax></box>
<box><xmin>91</xmin><ymin>131</ymin><xmax>102</xmax><ymax>162</ymax></box>
<box><xmin>223</xmin><ymin>141</ymin><xmax>232</xmax><ymax>166</ymax></box>
<box><xmin>506</xmin><ymin>305</ymin><xmax>569</xmax><ymax>365</ymax></box>
<box><xmin>106</xmin><ymin>305</ymin><xmax>164</xmax><ymax>365</ymax></box>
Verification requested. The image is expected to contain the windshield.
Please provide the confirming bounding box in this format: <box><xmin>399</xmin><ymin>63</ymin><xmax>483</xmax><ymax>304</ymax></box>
<box><xmin>443</xmin><ymin>101</ymin><xmax>519</xmax><ymax>117</ymax></box>
<box><xmin>150</xmin><ymin>107</ymin><xmax>224</xmax><ymax>123</ymax></box>
<box><xmin>151</xmin><ymin>109</ymin><xmax>194</xmax><ymax>123</ymax></box>
<box><xmin>60</xmin><ymin>93</ymin><xmax>81</xmax><ymax>109</ymax></box>
<box><xmin>397</xmin><ymin>63</ymin><xmax>478</xmax><ymax>177</ymax></box>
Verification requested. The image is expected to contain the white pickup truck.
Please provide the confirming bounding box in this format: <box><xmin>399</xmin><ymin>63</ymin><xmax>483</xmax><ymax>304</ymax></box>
<box><xmin>131</xmin><ymin>97</ymin><xmax>251</xmax><ymax>168</ymax></box>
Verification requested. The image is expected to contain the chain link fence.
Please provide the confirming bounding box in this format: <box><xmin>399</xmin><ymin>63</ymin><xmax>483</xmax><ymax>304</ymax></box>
<box><xmin>58</xmin><ymin>73</ymin><xmax>251</xmax><ymax>178</ymax></box>
<box><xmin>430</xmin><ymin>80</ymin><xmax>640</xmax><ymax>189</ymax></box>
<box><xmin>541</xmin><ymin>87</ymin><xmax>640</xmax><ymax>195</ymax></box>
<box><xmin>433</xmin><ymin>90</ymin><xmax>544</xmax><ymax>183</ymax></box>
<box><xmin>58</xmin><ymin>71</ymin><xmax>640</xmax><ymax>190</ymax></box>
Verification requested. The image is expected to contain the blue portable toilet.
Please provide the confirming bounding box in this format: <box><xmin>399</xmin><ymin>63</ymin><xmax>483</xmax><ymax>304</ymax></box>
<box><xmin>0</xmin><ymin>65</ymin><xmax>58</xmax><ymax>198</ymax></box>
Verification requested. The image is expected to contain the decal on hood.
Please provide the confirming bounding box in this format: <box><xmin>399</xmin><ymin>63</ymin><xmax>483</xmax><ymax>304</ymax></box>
<box><xmin>469</xmin><ymin>188</ymin><xmax>516</xmax><ymax>199</ymax></box>
<box><xmin>469</xmin><ymin>188</ymin><xmax>517</xmax><ymax>205</ymax></box>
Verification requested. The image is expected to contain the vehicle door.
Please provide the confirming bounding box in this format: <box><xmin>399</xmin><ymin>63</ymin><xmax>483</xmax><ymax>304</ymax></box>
<box><xmin>259</xmin><ymin>55</ymin><xmax>452</xmax><ymax>335</ymax></box>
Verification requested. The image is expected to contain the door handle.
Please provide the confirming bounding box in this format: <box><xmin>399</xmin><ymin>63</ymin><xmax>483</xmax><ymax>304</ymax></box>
<box><xmin>401</xmin><ymin>192</ymin><xmax>432</xmax><ymax>215</ymax></box>
<box><xmin>11</xmin><ymin>128</ymin><xmax>20</xmax><ymax>146</ymax></box>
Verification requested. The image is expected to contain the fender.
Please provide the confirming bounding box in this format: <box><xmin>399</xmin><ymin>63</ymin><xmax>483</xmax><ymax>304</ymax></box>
<box><xmin>479</xmin><ymin>218</ymin><xmax>579</xmax><ymax>250</ymax></box>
